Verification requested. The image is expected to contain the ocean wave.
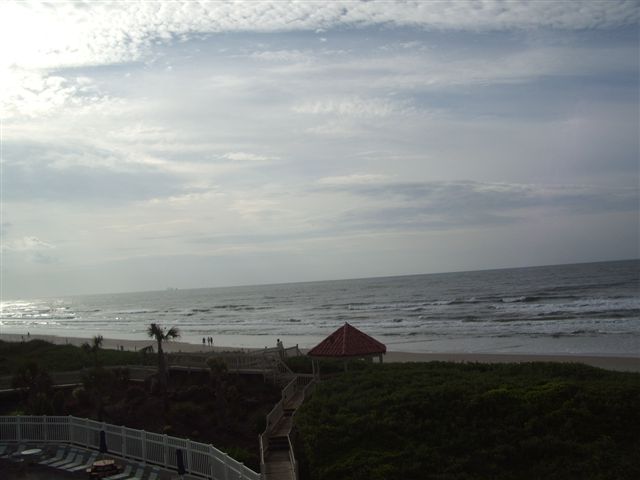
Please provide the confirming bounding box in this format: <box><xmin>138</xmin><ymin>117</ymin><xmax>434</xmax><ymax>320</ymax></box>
<box><xmin>447</xmin><ymin>297</ymin><xmax>482</xmax><ymax>305</ymax></box>
<box><xmin>212</xmin><ymin>304</ymin><xmax>272</xmax><ymax>311</ymax></box>
<box><xmin>114</xmin><ymin>309</ymin><xmax>159</xmax><ymax>315</ymax></box>
<box><xmin>549</xmin><ymin>330</ymin><xmax>602</xmax><ymax>338</ymax></box>
<box><xmin>379</xmin><ymin>331</ymin><xmax>421</xmax><ymax>337</ymax></box>
<box><xmin>0</xmin><ymin>313</ymin><xmax>76</xmax><ymax>320</ymax></box>
<box><xmin>501</xmin><ymin>296</ymin><xmax>540</xmax><ymax>303</ymax></box>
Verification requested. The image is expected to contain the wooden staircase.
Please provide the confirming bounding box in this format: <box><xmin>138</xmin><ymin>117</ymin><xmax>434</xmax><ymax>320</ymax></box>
<box><xmin>261</xmin><ymin>377</ymin><xmax>314</xmax><ymax>480</ymax></box>
<box><xmin>165</xmin><ymin>348</ymin><xmax>314</xmax><ymax>480</ymax></box>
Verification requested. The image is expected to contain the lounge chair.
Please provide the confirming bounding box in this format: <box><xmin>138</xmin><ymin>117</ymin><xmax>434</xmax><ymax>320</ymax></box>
<box><xmin>59</xmin><ymin>450</ymin><xmax>89</xmax><ymax>471</ymax></box>
<box><xmin>122</xmin><ymin>464</ymin><xmax>145</xmax><ymax>479</ymax></box>
<box><xmin>39</xmin><ymin>446</ymin><xmax>66</xmax><ymax>465</ymax></box>
<box><xmin>67</xmin><ymin>451</ymin><xmax>99</xmax><ymax>472</ymax></box>
<box><xmin>105</xmin><ymin>464</ymin><xmax>133</xmax><ymax>480</ymax></box>
<box><xmin>48</xmin><ymin>449</ymin><xmax>79</xmax><ymax>468</ymax></box>
<box><xmin>146</xmin><ymin>467</ymin><xmax>160</xmax><ymax>480</ymax></box>
<box><xmin>63</xmin><ymin>450</ymin><xmax>98</xmax><ymax>471</ymax></box>
<box><xmin>7</xmin><ymin>444</ymin><xmax>25</xmax><ymax>461</ymax></box>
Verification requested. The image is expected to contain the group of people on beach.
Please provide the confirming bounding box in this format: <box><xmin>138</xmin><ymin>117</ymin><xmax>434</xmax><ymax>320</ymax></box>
<box><xmin>202</xmin><ymin>336</ymin><xmax>214</xmax><ymax>347</ymax></box>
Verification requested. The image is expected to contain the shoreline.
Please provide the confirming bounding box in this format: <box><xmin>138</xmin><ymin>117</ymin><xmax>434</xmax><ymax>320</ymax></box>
<box><xmin>1</xmin><ymin>332</ymin><xmax>638</xmax><ymax>372</ymax></box>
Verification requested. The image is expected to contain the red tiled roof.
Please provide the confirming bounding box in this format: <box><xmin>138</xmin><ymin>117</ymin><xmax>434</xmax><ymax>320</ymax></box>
<box><xmin>308</xmin><ymin>322</ymin><xmax>386</xmax><ymax>357</ymax></box>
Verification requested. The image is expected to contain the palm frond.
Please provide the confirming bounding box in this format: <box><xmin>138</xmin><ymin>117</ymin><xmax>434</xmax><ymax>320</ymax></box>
<box><xmin>165</xmin><ymin>327</ymin><xmax>180</xmax><ymax>339</ymax></box>
<box><xmin>93</xmin><ymin>335</ymin><xmax>104</xmax><ymax>350</ymax></box>
<box><xmin>147</xmin><ymin>323</ymin><xmax>163</xmax><ymax>339</ymax></box>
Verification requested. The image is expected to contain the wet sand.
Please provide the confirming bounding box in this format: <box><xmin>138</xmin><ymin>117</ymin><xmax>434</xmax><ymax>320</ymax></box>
<box><xmin>1</xmin><ymin>333</ymin><xmax>638</xmax><ymax>372</ymax></box>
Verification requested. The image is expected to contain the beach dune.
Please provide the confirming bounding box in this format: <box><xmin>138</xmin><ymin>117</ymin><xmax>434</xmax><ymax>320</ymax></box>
<box><xmin>1</xmin><ymin>332</ymin><xmax>638</xmax><ymax>373</ymax></box>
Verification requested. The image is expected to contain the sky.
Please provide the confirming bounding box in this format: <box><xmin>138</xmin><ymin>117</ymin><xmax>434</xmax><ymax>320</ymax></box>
<box><xmin>0</xmin><ymin>1</ymin><xmax>638</xmax><ymax>298</ymax></box>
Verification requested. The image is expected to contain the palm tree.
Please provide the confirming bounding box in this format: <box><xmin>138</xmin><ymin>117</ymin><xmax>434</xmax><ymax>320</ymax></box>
<box><xmin>82</xmin><ymin>335</ymin><xmax>104</xmax><ymax>368</ymax></box>
<box><xmin>147</xmin><ymin>323</ymin><xmax>180</xmax><ymax>391</ymax></box>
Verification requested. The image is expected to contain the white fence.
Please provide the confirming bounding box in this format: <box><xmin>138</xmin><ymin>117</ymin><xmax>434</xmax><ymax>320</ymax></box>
<box><xmin>0</xmin><ymin>416</ymin><xmax>261</xmax><ymax>480</ymax></box>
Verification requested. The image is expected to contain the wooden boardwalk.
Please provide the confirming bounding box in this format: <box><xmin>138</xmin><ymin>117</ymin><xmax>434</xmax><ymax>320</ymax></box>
<box><xmin>167</xmin><ymin>349</ymin><xmax>314</xmax><ymax>479</ymax></box>
<box><xmin>262</xmin><ymin>378</ymin><xmax>314</xmax><ymax>480</ymax></box>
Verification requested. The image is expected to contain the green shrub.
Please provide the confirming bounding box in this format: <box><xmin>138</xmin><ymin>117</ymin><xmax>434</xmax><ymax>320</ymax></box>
<box><xmin>0</xmin><ymin>339</ymin><xmax>144</xmax><ymax>375</ymax></box>
<box><xmin>296</xmin><ymin>362</ymin><xmax>640</xmax><ymax>480</ymax></box>
<box><xmin>72</xmin><ymin>386</ymin><xmax>91</xmax><ymax>406</ymax></box>
<box><xmin>225</xmin><ymin>446</ymin><xmax>255</xmax><ymax>466</ymax></box>
<box><xmin>170</xmin><ymin>402</ymin><xmax>207</xmax><ymax>430</ymax></box>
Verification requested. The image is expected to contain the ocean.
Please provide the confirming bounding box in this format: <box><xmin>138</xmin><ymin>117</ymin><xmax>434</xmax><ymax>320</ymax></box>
<box><xmin>1</xmin><ymin>260</ymin><xmax>638</xmax><ymax>356</ymax></box>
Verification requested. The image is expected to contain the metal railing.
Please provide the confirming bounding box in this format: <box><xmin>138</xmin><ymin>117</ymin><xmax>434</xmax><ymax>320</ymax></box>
<box><xmin>261</xmin><ymin>345</ymin><xmax>303</xmax><ymax>358</ymax></box>
<box><xmin>288</xmin><ymin>435</ymin><xmax>298</xmax><ymax>480</ymax></box>
<box><xmin>166</xmin><ymin>352</ymin><xmax>295</xmax><ymax>384</ymax></box>
<box><xmin>300</xmin><ymin>376</ymin><xmax>316</xmax><ymax>401</ymax></box>
<box><xmin>259</xmin><ymin>431</ymin><xmax>267</xmax><ymax>474</ymax></box>
<box><xmin>0</xmin><ymin>415</ymin><xmax>261</xmax><ymax>480</ymax></box>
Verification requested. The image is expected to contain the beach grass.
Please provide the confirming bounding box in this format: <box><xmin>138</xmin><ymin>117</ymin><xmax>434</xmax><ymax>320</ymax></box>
<box><xmin>295</xmin><ymin>361</ymin><xmax>640</xmax><ymax>480</ymax></box>
<box><xmin>0</xmin><ymin>339</ymin><xmax>145</xmax><ymax>375</ymax></box>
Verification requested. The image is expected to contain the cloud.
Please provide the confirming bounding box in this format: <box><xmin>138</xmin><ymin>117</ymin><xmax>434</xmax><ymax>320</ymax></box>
<box><xmin>3</xmin><ymin>1</ymin><xmax>636</xmax><ymax>72</ymax></box>
<box><xmin>1</xmin><ymin>142</ymin><xmax>185</xmax><ymax>204</ymax></box>
<box><xmin>294</xmin><ymin>96</ymin><xmax>413</xmax><ymax>117</ymax></box>
<box><xmin>222</xmin><ymin>152</ymin><xmax>277</xmax><ymax>162</ymax></box>
<box><xmin>275</xmin><ymin>43</ymin><xmax>636</xmax><ymax>96</ymax></box>
<box><xmin>2</xmin><ymin>236</ymin><xmax>54</xmax><ymax>252</ymax></box>
<box><xmin>318</xmin><ymin>174</ymin><xmax>392</xmax><ymax>185</ymax></box>
<box><xmin>1</xmin><ymin>236</ymin><xmax>60</xmax><ymax>265</ymax></box>
<box><xmin>1</xmin><ymin>1</ymin><xmax>637</xmax><ymax>297</ymax></box>
<box><xmin>231</xmin><ymin>199</ymin><xmax>282</xmax><ymax>218</ymax></box>
<box><xmin>0</xmin><ymin>68</ymin><xmax>111</xmax><ymax>120</ymax></box>
<box><xmin>304</xmin><ymin>119</ymin><xmax>366</xmax><ymax>138</ymax></box>
<box><xmin>2</xmin><ymin>1</ymin><xmax>635</xmax><ymax>123</ymax></box>
<box><xmin>249</xmin><ymin>49</ymin><xmax>311</xmax><ymax>63</ymax></box>
<box><xmin>317</xmin><ymin>180</ymin><xmax>639</xmax><ymax>232</ymax></box>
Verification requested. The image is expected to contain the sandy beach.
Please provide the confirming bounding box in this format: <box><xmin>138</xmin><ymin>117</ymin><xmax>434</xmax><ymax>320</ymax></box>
<box><xmin>2</xmin><ymin>332</ymin><xmax>638</xmax><ymax>373</ymax></box>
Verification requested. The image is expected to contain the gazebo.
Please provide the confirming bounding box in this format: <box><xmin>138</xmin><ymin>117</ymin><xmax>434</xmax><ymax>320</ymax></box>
<box><xmin>307</xmin><ymin>322</ymin><xmax>386</xmax><ymax>376</ymax></box>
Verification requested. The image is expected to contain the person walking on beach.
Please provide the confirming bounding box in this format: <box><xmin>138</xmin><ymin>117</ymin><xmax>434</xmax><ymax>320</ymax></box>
<box><xmin>202</xmin><ymin>337</ymin><xmax>206</xmax><ymax>347</ymax></box>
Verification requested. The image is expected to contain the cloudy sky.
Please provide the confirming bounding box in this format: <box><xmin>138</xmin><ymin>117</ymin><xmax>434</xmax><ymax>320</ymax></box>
<box><xmin>1</xmin><ymin>1</ymin><xmax>638</xmax><ymax>298</ymax></box>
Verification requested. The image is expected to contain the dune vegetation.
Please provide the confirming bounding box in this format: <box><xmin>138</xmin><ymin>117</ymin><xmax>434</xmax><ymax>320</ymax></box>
<box><xmin>294</xmin><ymin>362</ymin><xmax>640</xmax><ymax>480</ymax></box>
<box><xmin>0</xmin><ymin>339</ymin><xmax>144</xmax><ymax>374</ymax></box>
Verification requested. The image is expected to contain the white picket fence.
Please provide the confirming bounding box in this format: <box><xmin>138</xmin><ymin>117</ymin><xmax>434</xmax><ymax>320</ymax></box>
<box><xmin>0</xmin><ymin>416</ymin><xmax>261</xmax><ymax>480</ymax></box>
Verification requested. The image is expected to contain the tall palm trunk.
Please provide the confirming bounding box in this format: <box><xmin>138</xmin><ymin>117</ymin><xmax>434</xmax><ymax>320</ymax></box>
<box><xmin>156</xmin><ymin>337</ymin><xmax>167</xmax><ymax>390</ymax></box>
<box><xmin>147</xmin><ymin>323</ymin><xmax>179</xmax><ymax>411</ymax></box>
